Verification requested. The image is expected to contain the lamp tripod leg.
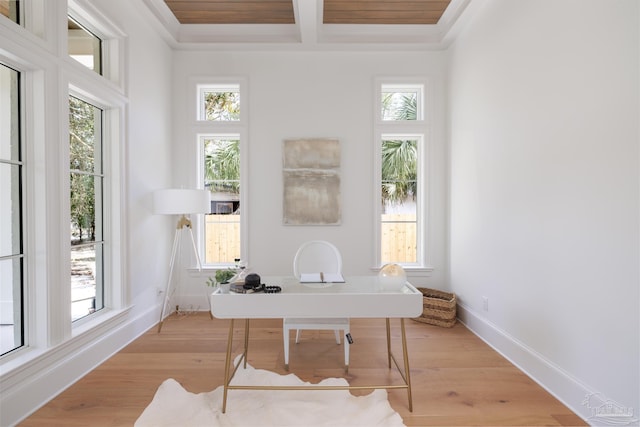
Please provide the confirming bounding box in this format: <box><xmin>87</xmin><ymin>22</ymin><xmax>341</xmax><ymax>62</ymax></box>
<box><xmin>187</xmin><ymin>225</ymin><xmax>214</xmax><ymax>319</ymax></box>
<box><xmin>158</xmin><ymin>228</ymin><xmax>181</xmax><ymax>332</ymax></box>
<box><xmin>188</xmin><ymin>226</ymin><xmax>203</xmax><ymax>272</ymax></box>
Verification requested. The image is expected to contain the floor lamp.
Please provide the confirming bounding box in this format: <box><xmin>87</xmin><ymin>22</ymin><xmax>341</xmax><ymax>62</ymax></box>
<box><xmin>154</xmin><ymin>188</ymin><xmax>210</xmax><ymax>332</ymax></box>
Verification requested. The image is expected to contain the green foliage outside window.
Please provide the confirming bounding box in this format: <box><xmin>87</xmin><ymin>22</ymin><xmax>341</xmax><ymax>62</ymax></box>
<box><xmin>204</xmin><ymin>138</ymin><xmax>240</xmax><ymax>194</ymax></box>
<box><xmin>381</xmin><ymin>94</ymin><xmax>418</xmax><ymax>207</ymax></box>
<box><xmin>69</xmin><ymin>96</ymin><xmax>99</xmax><ymax>242</ymax></box>
<box><xmin>204</xmin><ymin>91</ymin><xmax>240</xmax><ymax>121</ymax></box>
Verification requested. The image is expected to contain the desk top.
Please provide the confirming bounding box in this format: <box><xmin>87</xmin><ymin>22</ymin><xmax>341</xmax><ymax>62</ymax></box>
<box><xmin>210</xmin><ymin>275</ymin><xmax>423</xmax><ymax>319</ymax></box>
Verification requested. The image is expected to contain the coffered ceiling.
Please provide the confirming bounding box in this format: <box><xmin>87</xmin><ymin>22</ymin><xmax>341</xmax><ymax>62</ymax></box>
<box><xmin>142</xmin><ymin>0</ymin><xmax>471</xmax><ymax>49</ymax></box>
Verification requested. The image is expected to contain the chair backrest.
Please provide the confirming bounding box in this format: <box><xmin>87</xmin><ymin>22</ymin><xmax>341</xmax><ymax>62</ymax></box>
<box><xmin>293</xmin><ymin>240</ymin><xmax>342</xmax><ymax>279</ymax></box>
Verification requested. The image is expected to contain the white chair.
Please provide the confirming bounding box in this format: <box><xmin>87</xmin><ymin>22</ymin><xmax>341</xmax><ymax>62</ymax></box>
<box><xmin>283</xmin><ymin>240</ymin><xmax>350</xmax><ymax>370</ymax></box>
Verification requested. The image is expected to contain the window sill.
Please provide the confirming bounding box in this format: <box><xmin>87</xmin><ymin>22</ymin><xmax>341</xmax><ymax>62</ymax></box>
<box><xmin>1</xmin><ymin>306</ymin><xmax>132</xmax><ymax>383</ymax></box>
<box><xmin>371</xmin><ymin>265</ymin><xmax>434</xmax><ymax>279</ymax></box>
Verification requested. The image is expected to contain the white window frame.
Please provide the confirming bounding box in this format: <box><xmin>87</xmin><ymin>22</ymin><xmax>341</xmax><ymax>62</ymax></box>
<box><xmin>66</xmin><ymin>87</ymin><xmax>126</xmax><ymax>334</ymax></box>
<box><xmin>0</xmin><ymin>0</ymin><xmax>47</xmax><ymax>40</ymax></box>
<box><xmin>192</xmin><ymin>77</ymin><xmax>248</xmax><ymax>269</ymax></box>
<box><xmin>198</xmin><ymin>132</ymin><xmax>245</xmax><ymax>267</ymax></box>
<box><xmin>0</xmin><ymin>0</ymin><xmax>127</xmax><ymax>365</ymax></box>
<box><xmin>67</xmin><ymin>93</ymin><xmax>105</xmax><ymax>322</ymax></box>
<box><xmin>196</xmin><ymin>83</ymin><xmax>241</xmax><ymax>122</ymax></box>
<box><xmin>0</xmin><ymin>62</ymin><xmax>25</xmax><ymax>357</ymax></box>
<box><xmin>374</xmin><ymin>77</ymin><xmax>431</xmax><ymax>271</ymax></box>
<box><xmin>381</xmin><ymin>83</ymin><xmax>424</xmax><ymax>121</ymax></box>
<box><xmin>63</xmin><ymin>5</ymin><xmax>127</xmax><ymax>333</ymax></box>
<box><xmin>67</xmin><ymin>0</ymin><xmax>127</xmax><ymax>90</ymax></box>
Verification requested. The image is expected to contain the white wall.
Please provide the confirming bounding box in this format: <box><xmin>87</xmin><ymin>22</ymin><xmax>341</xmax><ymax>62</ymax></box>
<box><xmin>448</xmin><ymin>0</ymin><xmax>639</xmax><ymax>422</ymax></box>
<box><xmin>125</xmin><ymin>1</ymin><xmax>175</xmax><ymax>311</ymax></box>
<box><xmin>171</xmin><ymin>50</ymin><xmax>450</xmax><ymax>306</ymax></box>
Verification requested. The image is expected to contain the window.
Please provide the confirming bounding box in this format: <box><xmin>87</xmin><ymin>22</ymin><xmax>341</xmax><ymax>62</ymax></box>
<box><xmin>202</xmin><ymin>135</ymin><xmax>241</xmax><ymax>264</ymax></box>
<box><xmin>1</xmin><ymin>1</ymin><xmax>48</xmax><ymax>39</ymax></box>
<box><xmin>381</xmin><ymin>84</ymin><xmax>422</xmax><ymax>121</ymax></box>
<box><xmin>381</xmin><ymin>135</ymin><xmax>420</xmax><ymax>264</ymax></box>
<box><xmin>68</xmin><ymin>16</ymin><xmax>102</xmax><ymax>75</ymax></box>
<box><xmin>0</xmin><ymin>0</ymin><xmax>19</xmax><ymax>24</ymax></box>
<box><xmin>375</xmin><ymin>81</ymin><xmax>426</xmax><ymax>268</ymax></box>
<box><xmin>196</xmin><ymin>80</ymin><xmax>246</xmax><ymax>267</ymax></box>
<box><xmin>0</xmin><ymin>0</ymin><xmax>125</xmax><ymax>374</ymax></box>
<box><xmin>198</xmin><ymin>84</ymin><xmax>240</xmax><ymax>121</ymax></box>
<box><xmin>0</xmin><ymin>63</ymin><xmax>23</xmax><ymax>355</ymax></box>
<box><xmin>69</xmin><ymin>96</ymin><xmax>104</xmax><ymax>321</ymax></box>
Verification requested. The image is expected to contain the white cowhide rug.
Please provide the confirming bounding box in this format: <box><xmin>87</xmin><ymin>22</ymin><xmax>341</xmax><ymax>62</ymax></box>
<box><xmin>135</xmin><ymin>358</ymin><xmax>405</xmax><ymax>427</ymax></box>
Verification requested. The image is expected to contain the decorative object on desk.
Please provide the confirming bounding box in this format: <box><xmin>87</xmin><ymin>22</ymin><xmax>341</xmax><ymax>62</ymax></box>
<box><xmin>207</xmin><ymin>269</ymin><xmax>238</xmax><ymax>300</ymax></box>
<box><xmin>378</xmin><ymin>263</ymin><xmax>407</xmax><ymax>291</ymax></box>
<box><xmin>229</xmin><ymin>283</ymin><xmax>282</xmax><ymax>294</ymax></box>
<box><xmin>242</xmin><ymin>273</ymin><xmax>261</xmax><ymax>289</ymax></box>
<box><xmin>153</xmin><ymin>188</ymin><xmax>210</xmax><ymax>332</ymax></box>
<box><xmin>230</xmin><ymin>282</ymin><xmax>249</xmax><ymax>293</ymax></box>
<box><xmin>134</xmin><ymin>357</ymin><xmax>405</xmax><ymax>427</ymax></box>
<box><xmin>215</xmin><ymin>268</ymin><xmax>236</xmax><ymax>285</ymax></box>
<box><xmin>412</xmin><ymin>287</ymin><xmax>457</xmax><ymax>328</ymax></box>
<box><xmin>282</xmin><ymin>138</ymin><xmax>341</xmax><ymax>225</ymax></box>
<box><xmin>233</xmin><ymin>258</ymin><xmax>248</xmax><ymax>282</ymax></box>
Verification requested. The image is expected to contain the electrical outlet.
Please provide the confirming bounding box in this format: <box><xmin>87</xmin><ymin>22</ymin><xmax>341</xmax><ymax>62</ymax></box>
<box><xmin>482</xmin><ymin>296</ymin><xmax>489</xmax><ymax>311</ymax></box>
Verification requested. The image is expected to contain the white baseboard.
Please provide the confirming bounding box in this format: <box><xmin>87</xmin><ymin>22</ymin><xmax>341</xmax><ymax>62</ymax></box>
<box><xmin>176</xmin><ymin>292</ymin><xmax>211</xmax><ymax>314</ymax></box>
<box><xmin>0</xmin><ymin>306</ymin><xmax>158</xmax><ymax>426</ymax></box>
<box><xmin>457</xmin><ymin>303</ymin><xmax>592</xmax><ymax>425</ymax></box>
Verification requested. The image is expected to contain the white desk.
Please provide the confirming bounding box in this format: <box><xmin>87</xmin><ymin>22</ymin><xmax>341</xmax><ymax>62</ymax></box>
<box><xmin>210</xmin><ymin>276</ymin><xmax>423</xmax><ymax>413</ymax></box>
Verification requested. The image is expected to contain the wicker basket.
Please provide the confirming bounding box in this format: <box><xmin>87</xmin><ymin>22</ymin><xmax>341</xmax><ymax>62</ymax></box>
<box><xmin>412</xmin><ymin>288</ymin><xmax>457</xmax><ymax>328</ymax></box>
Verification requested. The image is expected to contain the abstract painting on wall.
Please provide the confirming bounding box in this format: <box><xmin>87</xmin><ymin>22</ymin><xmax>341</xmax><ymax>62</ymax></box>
<box><xmin>282</xmin><ymin>138</ymin><xmax>341</xmax><ymax>225</ymax></box>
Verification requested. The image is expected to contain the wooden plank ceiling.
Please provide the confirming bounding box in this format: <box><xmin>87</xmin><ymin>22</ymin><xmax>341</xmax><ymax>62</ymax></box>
<box><xmin>163</xmin><ymin>0</ymin><xmax>452</xmax><ymax>25</ymax></box>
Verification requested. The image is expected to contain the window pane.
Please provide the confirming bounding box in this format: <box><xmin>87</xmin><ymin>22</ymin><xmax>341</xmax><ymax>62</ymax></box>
<box><xmin>204</xmin><ymin>136</ymin><xmax>241</xmax><ymax>264</ymax></box>
<box><xmin>0</xmin><ymin>257</ymin><xmax>23</xmax><ymax>355</ymax></box>
<box><xmin>381</xmin><ymin>138</ymin><xmax>417</xmax><ymax>263</ymax></box>
<box><xmin>0</xmin><ymin>63</ymin><xmax>23</xmax><ymax>355</ymax></box>
<box><xmin>71</xmin><ymin>243</ymin><xmax>103</xmax><ymax>321</ymax></box>
<box><xmin>0</xmin><ymin>64</ymin><xmax>20</xmax><ymax>162</ymax></box>
<box><xmin>68</xmin><ymin>17</ymin><xmax>102</xmax><ymax>74</ymax></box>
<box><xmin>200</xmin><ymin>86</ymin><xmax>240</xmax><ymax>121</ymax></box>
<box><xmin>0</xmin><ymin>0</ymin><xmax>19</xmax><ymax>24</ymax></box>
<box><xmin>70</xmin><ymin>174</ymin><xmax>97</xmax><ymax>242</ymax></box>
<box><xmin>381</xmin><ymin>85</ymin><xmax>420</xmax><ymax>121</ymax></box>
<box><xmin>69</xmin><ymin>96</ymin><xmax>103</xmax><ymax>321</ymax></box>
<box><xmin>0</xmin><ymin>163</ymin><xmax>21</xmax><ymax>256</ymax></box>
<box><xmin>69</xmin><ymin>96</ymin><xmax>101</xmax><ymax>174</ymax></box>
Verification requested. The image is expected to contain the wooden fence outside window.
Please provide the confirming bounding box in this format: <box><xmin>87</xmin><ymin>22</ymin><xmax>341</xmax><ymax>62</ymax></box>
<box><xmin>205</xmin><ymin>214</ymin><xmax>416</xmax><ymax>264</ymax></box>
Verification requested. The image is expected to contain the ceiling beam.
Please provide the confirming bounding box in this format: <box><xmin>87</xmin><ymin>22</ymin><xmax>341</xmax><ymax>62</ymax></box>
<box><xmin>294</xmin><ymin>0</ymin><xmax>319</xmax><ymax>45</ymax></box>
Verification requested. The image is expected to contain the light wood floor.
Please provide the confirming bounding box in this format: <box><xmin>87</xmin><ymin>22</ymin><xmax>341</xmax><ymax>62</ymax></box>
<box><xmin>20</xmin><ymin>313</ymin><xmax>587</xmax><ymax>426</ymax></box>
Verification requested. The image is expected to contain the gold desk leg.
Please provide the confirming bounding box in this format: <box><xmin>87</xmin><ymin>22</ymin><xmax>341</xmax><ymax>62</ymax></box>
<box><xmin>222</xmin><ymin>319</ymin><xmax>235</xmax><ymax>414</ymax></box>
<box><xmin>386</xmin><ymin>318</ymin><xmax>392</xmax><ymax>369</ymax></box>
<box><xmin>400</xmin><ymin>318</ymin><xmax>413</xmax><ymax>412</ymax></box>
<box><xmin>243</xmin><ymin>319</ymin><xmax>250</xmax><ymax>369</ymax></box>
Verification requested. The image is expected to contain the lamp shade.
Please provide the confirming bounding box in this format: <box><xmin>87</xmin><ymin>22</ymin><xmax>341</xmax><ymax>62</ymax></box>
<box><xmin>153</xmin><ymin>189</ymin><xmax>210</xmax><ymax>215</ymax></box>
